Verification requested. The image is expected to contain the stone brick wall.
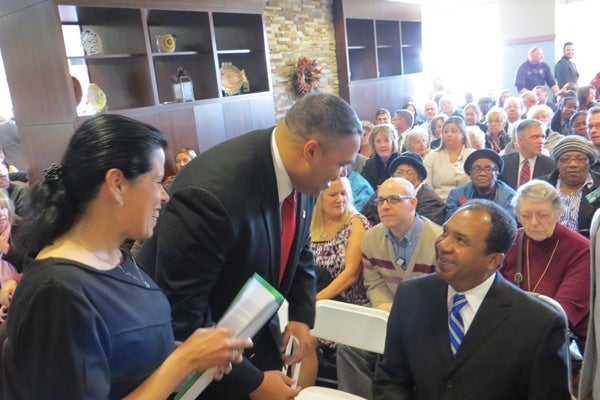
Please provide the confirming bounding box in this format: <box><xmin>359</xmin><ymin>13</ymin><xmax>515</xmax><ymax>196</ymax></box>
<box><xmin>264</xmin><ymin>0</ymin><xmax>339</xmax><ymax>119</ymax></box>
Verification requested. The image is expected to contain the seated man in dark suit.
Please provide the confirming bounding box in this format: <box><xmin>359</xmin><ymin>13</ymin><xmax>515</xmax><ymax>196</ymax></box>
<box><xmin>373</xmin><ymin>199</ymin><xmax>571</xmax><ymax>399</ymax></box>
<box><xmin>362</xmin><ymin>152</ymin><xmax>445</xmax><ymax>225</ymax></box>
<box><xmin>498</xmin><ymin>119</ymin><xmax>556</xmax><ymax>190</ymax></box>
<box><xmin>544</xmin><ymin>135</ymin><xmax>600</xmax><ymax>237</ymax></box>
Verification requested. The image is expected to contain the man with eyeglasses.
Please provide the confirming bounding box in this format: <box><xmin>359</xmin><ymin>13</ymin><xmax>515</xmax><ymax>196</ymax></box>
<box><xmin>445</xmin><ymin>149</ymin><xmax>516</xmax><ymax>221</ymax></box>
<box><xmin>543</xmin><ymin>135</ymin><xmax>600</xmax><ymax>237</ymax></box>
<box><xmin>337</xmin><ymin>177</ymin><xmax>442</xmax><ymax>399</ymax></box>
<box><xmin>587</xmin><ymin>106</ymin><xmax>600</xmax><ymax>156</ymax></box>
<box><xmin>361</xmin><ymin>152</ymin><xmax>445</xmax><ymax>226</ymax></box>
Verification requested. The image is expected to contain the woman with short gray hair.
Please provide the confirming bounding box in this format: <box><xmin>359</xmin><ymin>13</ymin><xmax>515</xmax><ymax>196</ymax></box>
<box><xmin>501</xmin><ymin>179</ymin><xmax>590</xmax><ymax>356</ymax></box>
<box><xmin>404</xmin><ymin>128</ymin><xmax>429</xmax><ymax>158</ymax></box>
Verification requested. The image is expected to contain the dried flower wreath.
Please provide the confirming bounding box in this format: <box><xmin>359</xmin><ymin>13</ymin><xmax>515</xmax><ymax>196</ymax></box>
<box><xmin>293</xmin><ymin>56</ymin><xmax>322</xmax><ymax>96</ymax></box>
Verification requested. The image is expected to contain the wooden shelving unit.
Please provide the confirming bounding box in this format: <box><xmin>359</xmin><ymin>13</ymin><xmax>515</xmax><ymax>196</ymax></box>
<box><xmin>333</xmin><ymin>0</ymin><xmax>423</xmax><ymax>121</ymax></box>
<box><xmin>58</xmin><ymin>5</ymin><xmax>271</xmax><ymax>113</ymax></box>
<box><xmin>0</xmin><ymin>0</ymin><xmax>275</xmax><ymax>182</ymax></box>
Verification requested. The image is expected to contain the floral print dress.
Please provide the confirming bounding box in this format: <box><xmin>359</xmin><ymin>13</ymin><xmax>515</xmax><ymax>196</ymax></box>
<box><xmin>310</xmin><ymin>214</ymin><xmax>371</xmax><ymax>306</ymax></box>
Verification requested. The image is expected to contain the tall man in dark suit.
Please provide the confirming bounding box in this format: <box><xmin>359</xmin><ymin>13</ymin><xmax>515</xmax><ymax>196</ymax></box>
<box><xmin>139</xmin><ymin>93</ymin><xmax>362</xmax><ymax>400</ymax></box>
<box><xmin>373</xmin><ymin>199</ymin><xmax>571</xmax><ymax>399</ymax></box>
<box><xmin>555</xmin><ymin>41</ymin><xmax>579</xmax><ymax>89</ymax></box>
<box><xmin>498</xmin><ymin>119</ymin><xmax>556</xmax><ymax>190</ymax></box>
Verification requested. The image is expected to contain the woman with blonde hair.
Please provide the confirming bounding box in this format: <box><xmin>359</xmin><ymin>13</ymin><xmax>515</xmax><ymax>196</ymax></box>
<box><xmin>423</xmin><ymin>116</ymin><xmax>474</xmax><ymax>201</ymax></box>
<box><xmin>361</xmin><ymin>124</ymin><xmax>399</xmax><ymax>189</ymax></box>
<box><xmin>163</xmin><ymin>147</ymin><xmax>197</xmax><ymax>188</ymax></box>
<box><xmin>301</xmin><ymin>177</ymin><xmax>370</xmax><ymax>387</ymax></box>
<box><xmin>310</xmin><ymin>177</ymin><xmax>370</xmax><ymax>304</ymax></box>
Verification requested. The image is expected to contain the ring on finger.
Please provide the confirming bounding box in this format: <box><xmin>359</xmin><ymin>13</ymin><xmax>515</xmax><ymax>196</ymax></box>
<box><xmin>231</xmin><ymin>348</ymin><xmax>238</xmax><ymax>360</ymax></box>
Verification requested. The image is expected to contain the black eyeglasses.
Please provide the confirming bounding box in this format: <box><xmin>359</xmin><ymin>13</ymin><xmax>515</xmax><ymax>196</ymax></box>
<box><xmin>375</xmin><ymin>195</ymin><xmax>413</xmax><ymax>206</ymax></box>
<box><xmin>393</xmin><ymin>169</ymin><xmax>417</xmax><ymax>178</ymax></box>
<box><xmin>470</xmin><ymin>166</ymin><xmax>498</xmax><ymax>174</ymax></box>
<box><xmin>557</xmin><ymin>155</ymin><xmax>588</xmax><ymax>165</ymax></box>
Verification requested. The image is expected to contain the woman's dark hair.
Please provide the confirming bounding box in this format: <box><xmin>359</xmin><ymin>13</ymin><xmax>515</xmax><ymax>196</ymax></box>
<box><xmin>577</xmin><ymin>85</ymin><xmax>595</xmax><ymax>109</ymax></box>
<box><xmin>15</xmin><ymin>114</ymin><xmax>167</xmax><ymax>256</ymax></box>
<box><xmin>569</xmin><ymin>111</ymin><xmax>587</xmax><ymax>128</ymax></box>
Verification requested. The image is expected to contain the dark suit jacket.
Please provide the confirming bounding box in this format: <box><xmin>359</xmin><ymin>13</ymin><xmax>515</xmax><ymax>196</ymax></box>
<box><xmin>138</xmin><ymin>128</ymin><xmax>316</xmax><ymax>399</ymax></box>
<box><xmin>373</xmin><ymin>273</ymin><xmax>570</xmax><ymax>400</ymax></box>
<box><xmin>498</xmin><ymin>152</ymin><xmax>557</xmax><ymax>190</ymax></box>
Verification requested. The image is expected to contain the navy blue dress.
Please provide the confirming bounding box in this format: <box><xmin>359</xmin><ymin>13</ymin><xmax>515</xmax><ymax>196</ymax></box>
<box><xmin>3</xmin><ymin>254</ymin><xmax>175</xmax><ymax>399</ymax></box>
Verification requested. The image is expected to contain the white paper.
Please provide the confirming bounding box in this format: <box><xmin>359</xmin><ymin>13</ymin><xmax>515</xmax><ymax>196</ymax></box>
<box><xmin>175</xmin><ymin>274</ymin><xmax>283</xmax><ymax>400</ymax></box>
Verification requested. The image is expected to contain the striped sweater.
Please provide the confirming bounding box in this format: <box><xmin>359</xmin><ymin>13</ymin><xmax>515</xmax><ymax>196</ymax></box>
<box><xmin>362</xmin><ymin>218</ymin><xmax>442</xmax><ymax>307</ymax></box>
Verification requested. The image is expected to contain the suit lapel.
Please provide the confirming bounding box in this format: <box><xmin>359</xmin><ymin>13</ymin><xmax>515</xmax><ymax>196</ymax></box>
<box><xmin>448</xmin><ymin>274</ymin><xmax>512</xmax><ymax>373</ymax></box>
<box><xmin>500</xmin><ymin>153</ymin><xmax>518</xmax><ymax>189</ymax></box>
<box><xmin>254</xmin><ymin>131</ymin><xmax>281</xmax><ymax>286</ymax></box>
<box><xmin>531</xmin><ymin>156</ymin><xmax>543</xmax><ymax>178</ymax></box>
<box><xmin>425</xmin><ymin>277</ymin><xmax>455</xmax><ymax>362</ymax></box>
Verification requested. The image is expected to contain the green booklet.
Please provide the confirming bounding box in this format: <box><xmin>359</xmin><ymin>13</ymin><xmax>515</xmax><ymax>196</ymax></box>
<box><xmin>175</xmin><ymin>273</ymin><xmax>284</xmax><ymax>400</ymax></box>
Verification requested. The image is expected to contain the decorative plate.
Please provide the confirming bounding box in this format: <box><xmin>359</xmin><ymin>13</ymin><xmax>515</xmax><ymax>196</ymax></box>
<box><xmin>71</xmin><ymin>76</ymin><xmax>83</xmax><ymax>105</ymax></box>
<box><xmin>81</xmin><ymin>29</ymin><xmax>103</xmax><ymax>56</ymax></box>
<box><xmin>87</xmin><ymin>83</ymin><xmax>107</xmax><ymax>113</ymax></box>
<box><xmin>156</xmin><ymin>34</ymin><xmax>177</xmax><ymax>53</ymax></box>
<box><xmin>220</xmin><ymin>62</ymin><xmax>244</xmax><ymax>96</ymax></box>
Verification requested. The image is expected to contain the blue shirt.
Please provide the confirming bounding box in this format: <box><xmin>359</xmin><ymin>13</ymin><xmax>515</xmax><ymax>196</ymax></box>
<box><xmin>385</xmin><ymin>214</ymin><xmax>426</xmax><ymax>270</ymax></box>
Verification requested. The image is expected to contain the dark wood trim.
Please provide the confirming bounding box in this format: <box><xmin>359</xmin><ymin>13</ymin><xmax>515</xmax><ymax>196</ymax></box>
<box><xmin>55</xmin><ymin>0</ymin><xmax>266</xmax><ymax>13</ymax></box>
<box><xmin>1</xmin><ymin>0</ymin><xmax>275</xmax><ymax>181</ymax></box>
<box><xmin>333</xmin><ymin>0</ymin><xmax>349</xmax><ymax>102</ymax></box>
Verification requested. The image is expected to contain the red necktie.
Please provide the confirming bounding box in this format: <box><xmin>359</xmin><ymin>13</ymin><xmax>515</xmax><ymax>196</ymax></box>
<box><xmin>519</xmin><ymin>160</ymin><xmax>530</xmax><ymax>187</ymax></box>
<box><xmin>280</xmin><ymin>191</ymin><xmax>297</xmax><ymax>283</ymax></box>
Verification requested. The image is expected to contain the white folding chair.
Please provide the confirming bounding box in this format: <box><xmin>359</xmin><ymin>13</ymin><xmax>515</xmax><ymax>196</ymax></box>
<box><xmin>295</xmin><ymin>299</ymin><xmax>389</xmax><ymax>400</ymax></box>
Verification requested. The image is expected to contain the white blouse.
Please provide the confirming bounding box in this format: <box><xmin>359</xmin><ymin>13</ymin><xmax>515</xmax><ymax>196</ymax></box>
<box><xmin>423</xmin><ymin>146</ymin><xmax>474</xmax><ymax>202</ymax></box>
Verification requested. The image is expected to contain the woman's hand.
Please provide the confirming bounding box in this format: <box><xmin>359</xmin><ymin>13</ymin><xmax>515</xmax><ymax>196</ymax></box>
<box><xmin>123</xmin><ymin>328</ymin><xmax>252</xmax><ymax>399</ymax></box>
<box><xmin>0</xmin><ymin>305</ymin><xmax>8</xmax><ymax>323</ymax></box>
<box><xmin>0</xmin><ymin>237</ymin><xmax>9</xmax><ymax>254</ymax></box>
<box><xmin>177</xmin><ymin>327</ymin><xmax>252</xmax><ymax>374</ymax></box>
<box><xmin>0</xmin><ymin>278</ymin><xmax>17</xmax><ymax>307</ymax></box>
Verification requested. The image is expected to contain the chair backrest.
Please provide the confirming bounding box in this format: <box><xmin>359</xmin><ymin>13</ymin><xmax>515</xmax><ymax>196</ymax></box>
<box><xmin>528</xmin><ymin>292</ymin><xmax>573</xmax><ymax>390</ymax></box>
<box><xmin>311</xmin><ymin>299</ymin><xmax>389</xmax><ymax>354</ymax></box>
<box><xmin>529</xmin><ymin>293</ymin><xmax>568</xmax><ymax>328</ymax></box>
